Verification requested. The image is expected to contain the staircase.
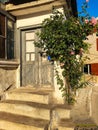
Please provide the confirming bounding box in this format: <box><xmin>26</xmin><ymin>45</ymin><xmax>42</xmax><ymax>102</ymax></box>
<box><xmin>0</xmin><ymin>86</ymin><xmax>74</xmax><ymax>130</ymax></box>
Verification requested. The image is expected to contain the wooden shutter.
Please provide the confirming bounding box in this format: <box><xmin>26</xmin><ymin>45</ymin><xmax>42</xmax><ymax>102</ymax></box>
<box><xmin>96</xmin><ymin>38</ymin><xmax>98</xmax><ymax>51</ymax></box>
<box><xmin>91</xmin><ymin>63</ymin><xmax>98</xmax><ymax>75</ymax></box>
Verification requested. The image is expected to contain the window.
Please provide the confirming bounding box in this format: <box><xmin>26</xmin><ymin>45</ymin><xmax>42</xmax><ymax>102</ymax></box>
<box><xmin>7</xmin><ymin>19</ymin><xmax>14</xmax><ymax>59</ymax></box>
<box><xmin>84</xmin><ymin>63</ymin><xmax>98</xmax><ymax>75</ymax></box>
<box><xmin>0</xmin><ymin>13</ymin><xmax>14</xmax><ymax>59</ymax></box>
<box><xmin>0</xmin><ymin>13</ymin><xmax>5</xmax><ymax>58</ymax></box>
<box><xmin>84</xmin><ymin>64</ymin><xmax>91</xmax><ymax>74</ymax></box>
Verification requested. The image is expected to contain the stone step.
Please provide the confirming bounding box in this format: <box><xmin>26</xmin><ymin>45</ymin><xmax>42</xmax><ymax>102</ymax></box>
<box><xmin>50</xmin><ymin>119</ymin><xmax>74</xmax><ymax>130</ymax></box>
<box><xmin>8</xmin><ymin>86</ymin><xmax>53</xmax><ymax>93</ymax></box>
<box><xmin>52</xmin><ymin>104</ymin><xmax>71</xmax><ymax>119</ymax></box>
<box><xmin>4</xmin><ymin>87</ymin><xmax>52</xmax><ymax>104</ymax></box>
<box><xmin>58</xmin><ymin>119</ymin><xmax>74</xmax><ymax>130</ymax></box>
<box><xmin>0</xmin><ymin>100</ymin><xmax>51</xmax><ymax>120</ymax></box>
<box><xmin>0</xmin><ymin>112</ymin><xmax>49</xmax><ymax>130</ymax></box>
<box><xmin>58</xmin><ymin>126</ymin><xmax>74</xmax><ymax>130</ymax></box>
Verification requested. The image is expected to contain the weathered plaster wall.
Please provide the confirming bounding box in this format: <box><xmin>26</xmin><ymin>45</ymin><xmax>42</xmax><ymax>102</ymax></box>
<box><xmin>85</xmin><ymin>33</ymin><xmax>98</xmax><ymax>64</ymax></box>
<box><xmin>53</xmin><ymin>62</ymin><xmax>65</xmax><ymax>104</ymax></box>
<box><xmin>71</xmin><ymin>86</ymin><xmax>93</xmax><ymax>123</ymax></box>
<box><xmin>70</xmin><ymin>85</ymin><xmax>98</xmax><ymax>125</ymax></box>
<box><xmin>0</xmin><ymin>67</ymin><xmax>18</xmax><ymax>93</ymax></box>
<box><xmin>16</xmin><ymin>8</ymin><xmax>64</xmax><ymax>28</ymax></box>
<box><xmin>91</xmin><ymin>86</ymin><xmax>98</xmax><ymax>124</ymax></box>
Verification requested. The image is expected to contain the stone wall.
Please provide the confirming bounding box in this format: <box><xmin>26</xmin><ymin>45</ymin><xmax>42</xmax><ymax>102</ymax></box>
<box><xmin>0</xmin><ymin>60</ymin><xmax>19</xmax><ymax>94</ymax></box>
<box><xmin>85</xmin><ymin>33</ymin><xmax>98</xmax><ymax>64</ymax></box>
<box><xmin>0</xmin><ymin>67</ymin><xmax>17</xmax><ymax>93</ymax></box>
<box><xmin>91</xmin><ymin>86</ymin><xmax>98</xmax><ymax>124</ymax></box>
<box><xmin>70</xmin><ymin>85</ymin><xmax>98</xmax><ymax>125</ymax></box>
<box><xmin>71</xmin><ymin>86</ymin><xmax>92</xmax><ymax>123</ymax></box>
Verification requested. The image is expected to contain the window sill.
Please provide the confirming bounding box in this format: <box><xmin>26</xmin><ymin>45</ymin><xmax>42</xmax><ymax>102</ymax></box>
<box><xmin>0</xmin><ymin>59</ymin><xmax>19</xmax><ymax>68</ymax></box>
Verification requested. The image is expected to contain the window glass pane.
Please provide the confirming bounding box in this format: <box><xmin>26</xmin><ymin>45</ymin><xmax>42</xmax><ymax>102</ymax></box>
<box><xmin>26</xmin><ymin>54</ymin><xmax>30</xmax><ymax>61</ymax></box>
<box><xmin>0</xmin><ymin>13</ymin><xmax>15</xmax><ymax>60</ymax></box>
<box><xmin>31</xmin><ymin>53</ymin><xmax>35</xmax><ymax>61</ymax></box>
<box><xmin>26</xmin><ymin>32</ymin><xmax>35</xmax><ymax>40</ymax></box>
<box><xmin>0</xmin><ymin>37</ymin><xmax>5</xmax><ymax>58</ymax></box>
<box><xmin>26</xmin><ymin>41</ymin><xmax>35</xmax><ymax>53</ymax></box>
<box><xmin>0</xmin><ymin>13</ymin><xmax>5</xmax><ymax>36</ymax></box>
<box><xmin>7</xmin><ymin>19</ymin><xmax>14</xmax><ymax>59</ymax></box>
<box><xmin>26</xmin><ymin>53</ymin><xmax>35</xmax><ymax>61</ymax></box>
<box><xmin>84</xmin><ymin>64</ymin><xmax>91</xmax><ymax>74</ymax></box>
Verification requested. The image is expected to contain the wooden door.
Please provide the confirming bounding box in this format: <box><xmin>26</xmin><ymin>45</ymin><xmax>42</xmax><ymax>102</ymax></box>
<box><xmin>21</xmin><ymin>28</ymin><xmax>54</xmax><ymax>87</ymax></box>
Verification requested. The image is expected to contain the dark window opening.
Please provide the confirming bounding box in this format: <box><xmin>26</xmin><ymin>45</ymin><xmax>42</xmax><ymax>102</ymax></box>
<box><xmin>0</xmin><ymin>13</ymin><xmax>6</xmax><ymax>59</ymax></box>
<box><xmin>7</xmin><ymin>19</ymin><xmax>14</xmax><ymax>59</ymax></box>
<box><xmin>0</xmin><ymin>13</ymin><xmax>14</xmax><ymax>60</ymax></box>
<box><xmin>0</xmin><ymin>37</ymin><xmax>5</xmax><ymax>58</ymax></box>
<box><xmin>84</xmin><ymin>63</ymin><xmax>98</xmax><ymax>76</ymax></box>
<box><xmin>0</xmin><ymin>13</ymin><xmax>5</xmax><ymax>36</ymax></box>
<box><xmin>7</xmin><ymin>0</ymin><xmax>36</xmax><ymax>5</ymax></box>
<box><xmin>84</xmin><ymin>64</ymin><xmax>91</xmax><ymax>74</ymax></box>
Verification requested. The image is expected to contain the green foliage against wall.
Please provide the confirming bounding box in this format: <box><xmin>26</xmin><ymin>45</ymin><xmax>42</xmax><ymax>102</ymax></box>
<box><xmin>34</xmin><ymin>2</ymin><xmax>98</xmax><ymax>104</ymax></box>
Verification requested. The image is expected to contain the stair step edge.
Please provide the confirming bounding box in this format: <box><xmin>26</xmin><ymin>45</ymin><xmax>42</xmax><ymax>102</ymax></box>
<box><xmin>0</xmin><ymin>112</ymin><xmax>49</xmax><ymax>127</ymax></box>
<box><xmin>58</xmin><ymin>119</ymin><xmax>74</xmax><ymax>127</ymax></box>
<box><xmin>0</xmin><ymin>100</ymin><xmax>53</xmax><ymax>109</ymax></box>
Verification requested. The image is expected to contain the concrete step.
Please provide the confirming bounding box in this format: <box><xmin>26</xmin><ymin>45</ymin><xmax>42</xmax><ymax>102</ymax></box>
<box><xmin>50</xmin><ymin>118</ymin><xmax>74</xmax><ymax>130</ymax></box>
<box><xmin>58</xmin><ymin>126</ymin><xmax>74</xmax><ymax>130</ymax></box>
<box><xmin>52</xmin><ymin>104</ymin><xmax>71</xmax><ymax>119</ymax></box>
<box><xmin>0</xmin><ymin>100</ymin><xmax>51</xmax><ymax>120</ymax></box>
<box><xmin>4</xmin><ymin>87</ymin><xmax>53</xmax><ymax>104</ymax></box>
<box><xmin>58</xmin><ymin>119</ymin><xmax>74</xmax><ymax>130</ymax></box>
<box><xmin>0</xmin><ymin>112</ymin><xmax>49</xmax><ymax>130</ymax></box>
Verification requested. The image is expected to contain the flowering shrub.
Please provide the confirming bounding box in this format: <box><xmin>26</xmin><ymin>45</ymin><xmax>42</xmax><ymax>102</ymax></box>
<box><xmin>34</xmin><ymin>0</ymin><xmax>98</xmax><ymax>104</ymax></box>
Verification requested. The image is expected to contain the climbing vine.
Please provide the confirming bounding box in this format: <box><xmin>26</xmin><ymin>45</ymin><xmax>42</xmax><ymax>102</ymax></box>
<box><xmin>34</xmin><ymin>0</ymin><xmax>98</xmax><ymax>104</ymax></box>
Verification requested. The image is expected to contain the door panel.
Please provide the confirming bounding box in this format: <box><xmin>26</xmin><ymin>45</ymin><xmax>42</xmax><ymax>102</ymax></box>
<box><xmin>21</xmin><ymin>28</ymin><xmax>54</xmax><ymax>86</ymax></box>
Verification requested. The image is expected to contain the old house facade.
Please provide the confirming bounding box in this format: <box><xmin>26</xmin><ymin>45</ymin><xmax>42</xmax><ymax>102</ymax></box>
<box><xmin>0</xmin><ymin>0</ymin><xmax>98</xmax><ymax>126</ymax></box>
<box><xmin>0</xmin><ymin>0</ymin><xmax>77</xmax><ymax>99</ymax></box>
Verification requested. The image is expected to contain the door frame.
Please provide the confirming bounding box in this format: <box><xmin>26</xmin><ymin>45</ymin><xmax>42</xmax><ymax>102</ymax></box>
<box><xmin>18</xmin><ymin>24</ymin><xmax>54</xmax><ymax>87</ymax></box>
<box><xmin>19</xmin><ymin>25</ymin><xmax>41</xmax><ymax>86</ymax></box>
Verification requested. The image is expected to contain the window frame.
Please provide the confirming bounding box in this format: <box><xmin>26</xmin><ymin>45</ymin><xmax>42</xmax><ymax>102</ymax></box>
<box><xmin>84</xmin><ymin>64</ymin><xmax>91</xmax><ymax>74</ymax></box>
<box><xmin>84</xmin><ymin>63</ymin><xmax>98</xmax><ymax>76</ymax></box>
